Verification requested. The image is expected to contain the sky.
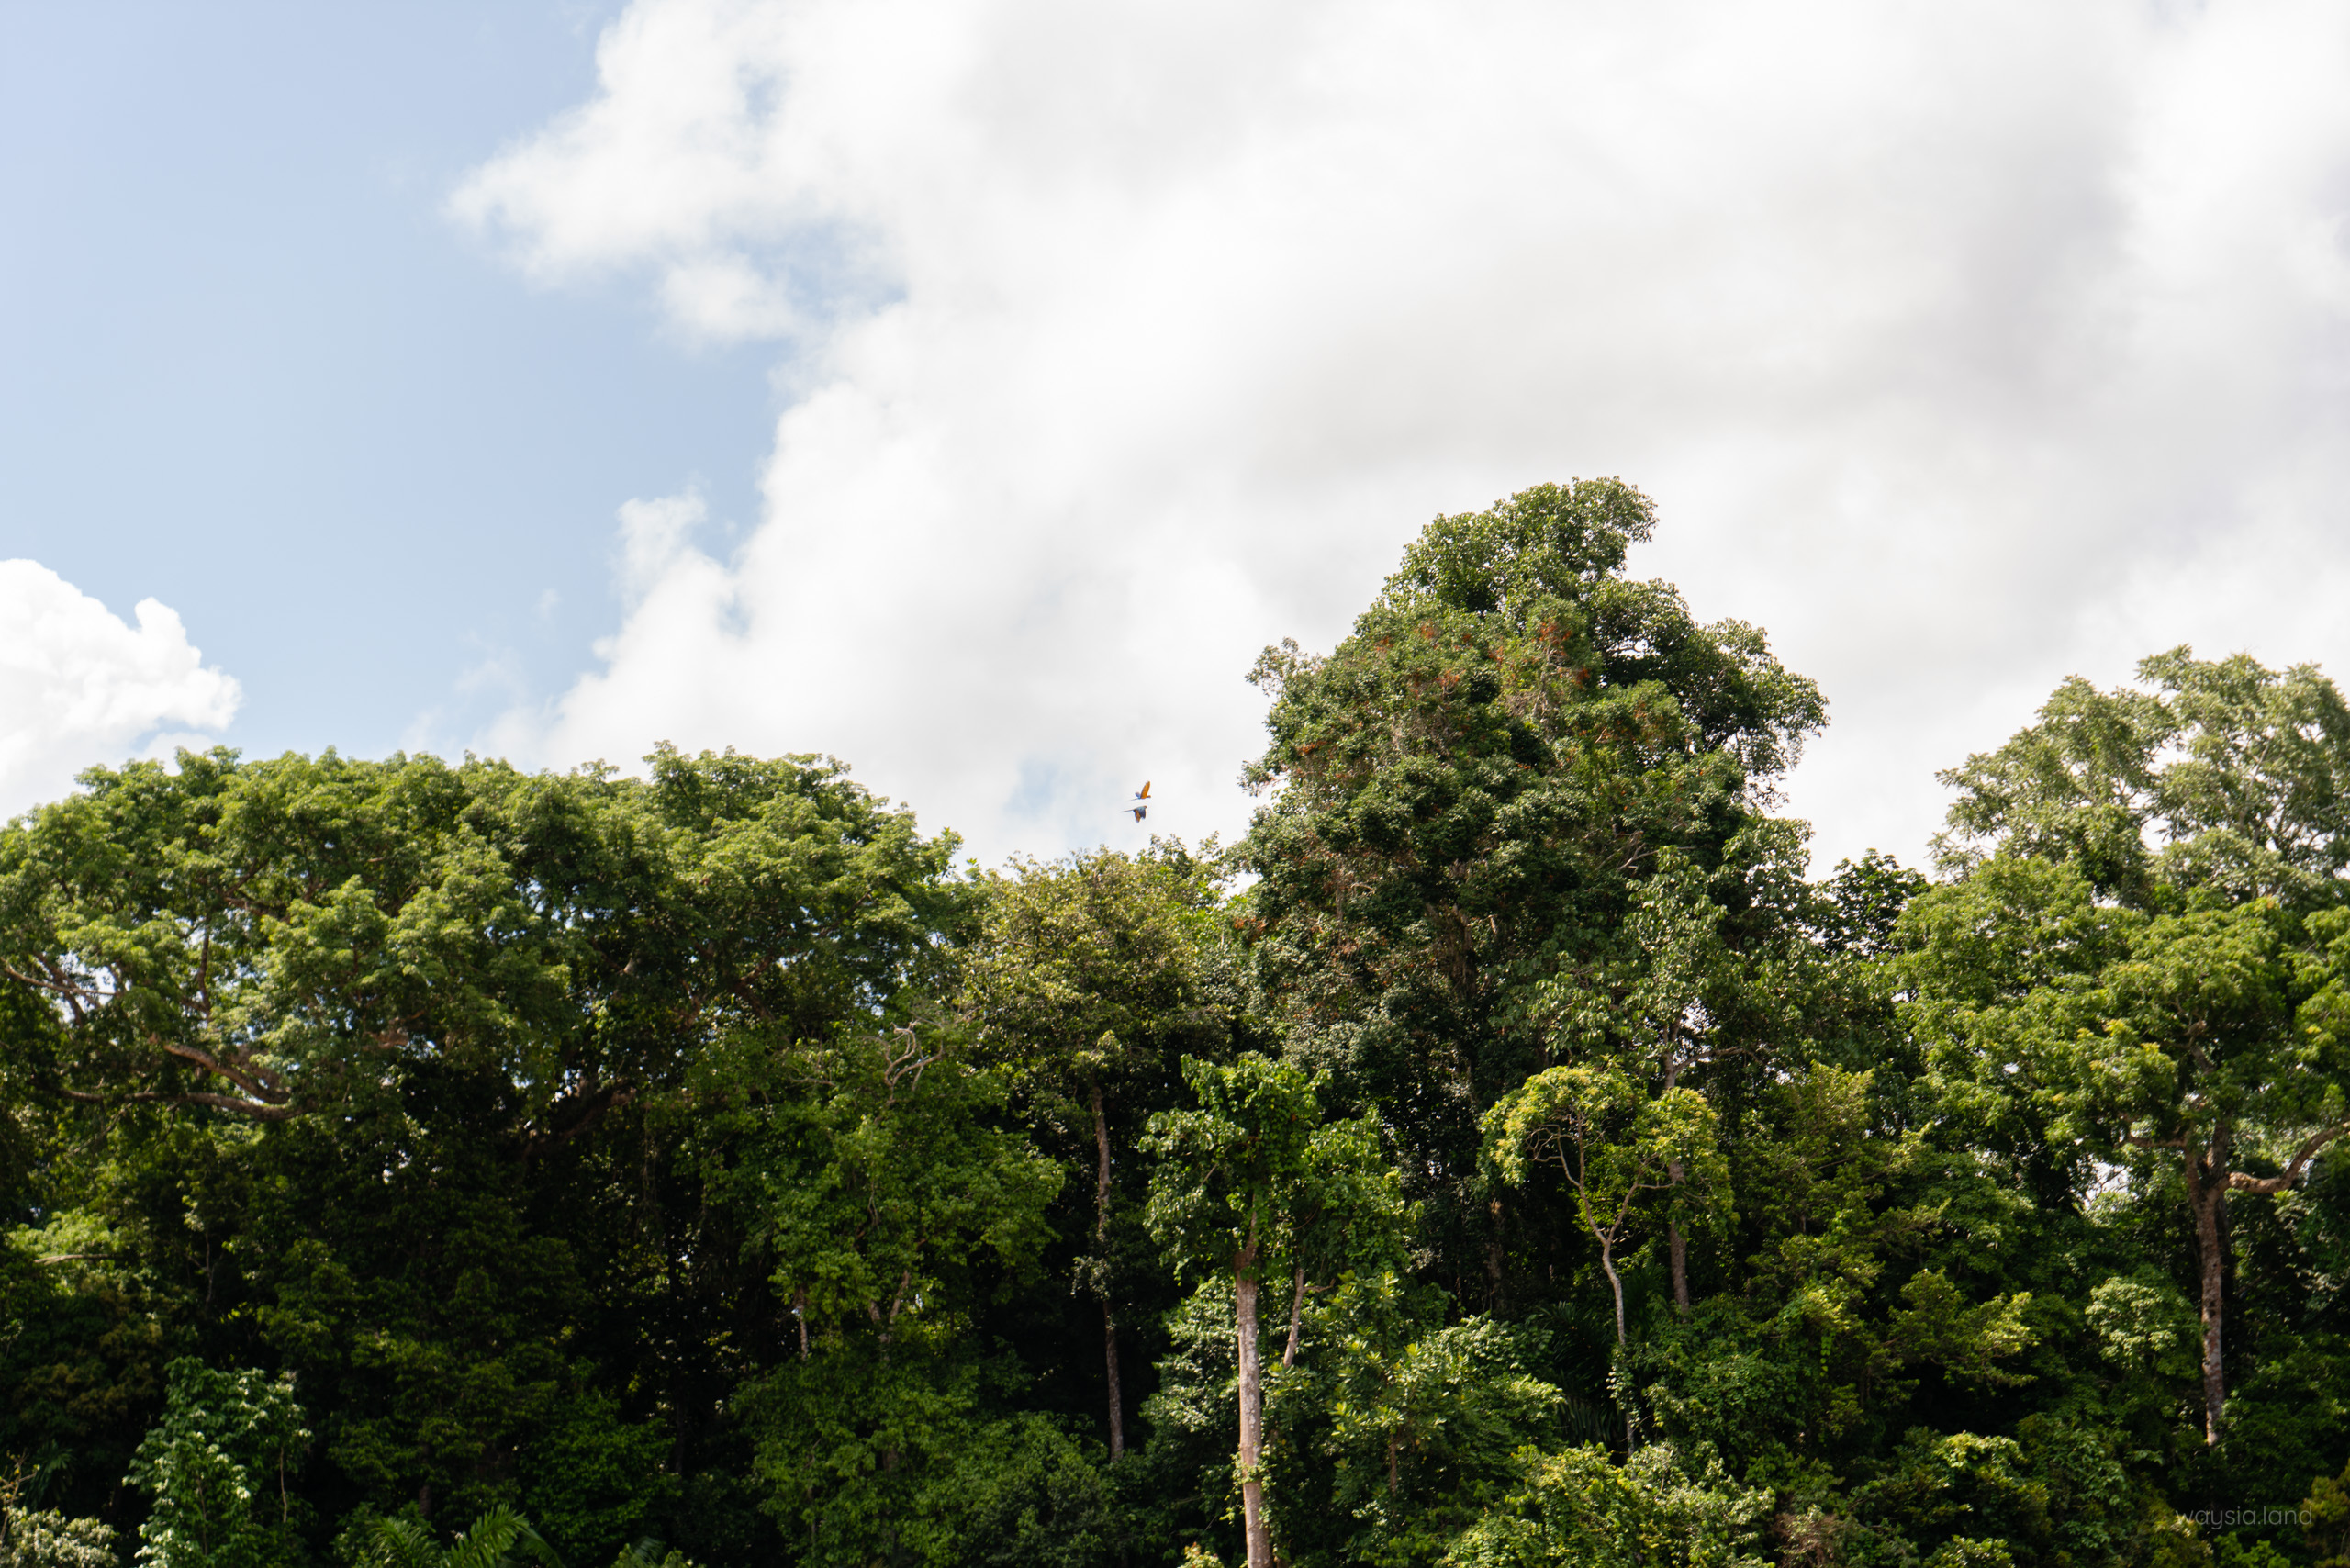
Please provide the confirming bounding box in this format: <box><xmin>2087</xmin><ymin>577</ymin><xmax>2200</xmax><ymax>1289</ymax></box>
<box><xmin>6</xmin><ymin>0</ymin><xmax>2350</xmax><ymax>877</ymax></box>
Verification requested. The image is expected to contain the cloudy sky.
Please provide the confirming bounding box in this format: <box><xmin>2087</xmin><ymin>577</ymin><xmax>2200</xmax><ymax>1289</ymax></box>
<box><xmin>6</xmin><ymin>0</ymin><xmax>2349</xmax><ymax>873</ymax></box>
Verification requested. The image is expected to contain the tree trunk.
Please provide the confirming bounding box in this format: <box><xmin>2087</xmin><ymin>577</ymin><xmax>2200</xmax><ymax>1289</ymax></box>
<box><xmin>1091</xmin><ymin>1077</ymin><xmax>1123</xmax><ymax>1459</ymax></box>
<box><xmin>1282</xmin><ymin>1261</ymin><xmax>1307</xmax><ymax>1367</ymax></box>
<box><xmin>1667</xmin><ymin>1208</ymin><xmax>1689</xmax><ymax>1316</ymax></box>
<box><xmin>1485</xmin><ymin>1197</ymin><xmax>1505</xmax><ymax>1313</ymax></box>
<box><xmin>1599</xmin><ymin>1239</ymin><xmax>1634</xmax><ymax>1450</ymax></box>
<box><xmin>1599</xmin><ymin>1239</ymin><xmax>1627</xmax><ymax>1348</ymax></box>
<box><xmin>2188</xmin><ymin>1144</ymin><xmax>2230</xmax><ymax>1446</ymax></box>
<box><xmin>1236</xmin><ymin>1242</ymin><xmax>1271</xmax><ymax>1568</ymax></box>
<box><xmin>1103</xmin><ymin>1305</ymin><xmax>1125</xmax><ymax>1461</ymax></box>
<box><xmin>1091</xmin><ymin>1078</ymin><xmax>1113</xmax><ymax>1240</ymax></box>
<box><xmin>1662</xmin><ymin>1063</ymin><xmax>1690</xmax><ymax>1316</ymax></box>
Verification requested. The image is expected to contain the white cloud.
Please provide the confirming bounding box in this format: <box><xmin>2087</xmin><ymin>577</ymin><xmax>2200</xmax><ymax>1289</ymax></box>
<box><xmin>458</xmin><ymin>0</ymin><xmax>2350</xmax><ymax>871</ymax></box>
<box><xmin>0</xmin><ymin>561</ymin><xmax>241</xmax><ymax>818</ymax></box>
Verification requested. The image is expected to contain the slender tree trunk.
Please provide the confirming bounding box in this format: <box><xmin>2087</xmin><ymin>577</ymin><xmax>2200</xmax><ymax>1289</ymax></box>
<box><xmin>1654</xmin><ymin>1048</ymin><xmax>1692</xmax><ymax>1316</ymax></box>
<box><xmin>1598</xmin><ymin>1238</ymin><xmax>1633</xmax><ymax>1450</ymax></box>
<box><xmin>1236</xmin><ymin>1234</ymin><xmax>1271</xmax><ymax>1568</ymax></box>
<box><xmin>1485</xmin><ymin>1197</ymin><xmax>1505</xmax><ymax>1313</ymax></box>
<box><xmin>1662</xmin><ymin>1060</ymin><xmax>1690</xmax><ymax>1316</ymax></box>
<box><xmin>1091</xmin><ymin>1078</ymin><xmax>1124</xmax><ymax>1459</ymax></box>
<box><xmin>1666</xmin><ymin>1171</ymin><xmax>1689</xmax><ymax>1318</ymax></box>
<box><xmin>1282</xmin><ymin>1261</ymin><xmax>1307</xmax><ymax>1368</ymax></box>
<box><xmin>2188</xmin><ymin>1144</ymin><xmax>2230</xmax><ymax>1446</ymax></box>
<box><xmin>1599</xmin><ymin>1239</ymin><xmax>1627</xmax><ymax>1348</ymax></box>
<box><xmin>1103</xmin><ymin>1305</ymin><xmax>1125</xmax><ymax>1461</ymax></box>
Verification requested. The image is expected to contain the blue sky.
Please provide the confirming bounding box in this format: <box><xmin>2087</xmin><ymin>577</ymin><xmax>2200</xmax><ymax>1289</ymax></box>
<box><xmin>6</xmin><ymin>0</ymin><xmax>2349</xmax><ymax>869</ymax></box>
<box><xmin>0</xmin><ymin>4</ymin><xmax>767</xmax><ymax>759</ymax></box>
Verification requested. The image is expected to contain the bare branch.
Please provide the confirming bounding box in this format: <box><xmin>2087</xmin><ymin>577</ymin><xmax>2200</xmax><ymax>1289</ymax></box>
<box><xmin>2228</xmin><ymin>1125</ymin><xmax>2348</xmax><ymax>1195</ymax></box>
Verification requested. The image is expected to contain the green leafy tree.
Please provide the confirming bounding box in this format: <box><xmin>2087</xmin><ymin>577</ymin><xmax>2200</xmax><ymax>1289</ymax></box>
<box><xmin>2307</xmin><ymin>1455</ymin><xmax>2350</xmax><ymax>1567</ymax></box>
<box><xmin>0</xmin><ymin>745</ymin><xmax>972</xmax><ymax>1554</ymax></box>
<box><xmin>125</xmin><ymin>1359</ymin><xmax>308</xmax><ymax>1568</ymax></box>
<box><xmin>1906</xmin><ymin>650</ymin><xmax>2350</xmax><ymax>1444</ymax></box>
<box><xmin>1937</xmin><ymin>647</ymin><xmax>2350</xmax><ymax>911</ymax></box>
<box><xmin>1521</xmin><ymin>824</ymin><xmax>1839</xmax><ymax>1313</ymax></box>
<box><xmin>1482</xmin><ymin>1065</ymin><xmax>1725</xmax><ymax>1356</ymax></box>
<box><xmin>1628</xmin><ymin>1064</ymin><xmax>2034</xmax><ymax>1478</ymax></box>
<box><xmin>0</xmin><ymin>1498</ymin><xmax>117</xmax><ymax>1568</ymax></box>
<box><xmin>1301</xmin><ymin>1273</ymin><xmax>1564</xmax><ymax>1564</ymax></box>
<box><xmin>0</xmin><ymin>744</ymin><xmax>964</xmax><ymax>1131</ymax></box>
<box><xmin>960</xmin><ymin>844</ymin><xmax>1233</xmax><ymax>1458</ymax></box>
<box><xmin>729</xmin><ymin>1024</ymin><xmax>1068</xmax><ymax>1564</ymax></box>
<box><xmin>1146</xmin><ymin>1055</ymin><xmax>1401</xmax><ymax>1568</ymax></box>
<box><xmin>1239</xmin><ymin>480</ymin><xmax>1822</xmax><ymax>1298</ymax></box>
<box><xmin>1438</xmin><ymin>1441</ymin><xmax>1770</xmax><ymax>1568</ymax></box>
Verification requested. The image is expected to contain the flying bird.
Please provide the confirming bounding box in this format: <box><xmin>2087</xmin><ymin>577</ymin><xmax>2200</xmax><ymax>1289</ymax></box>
<box><xmin>1125</xmin><ymin>781</ymin><xmax>1152</xmax><ymax>822</ymax></box>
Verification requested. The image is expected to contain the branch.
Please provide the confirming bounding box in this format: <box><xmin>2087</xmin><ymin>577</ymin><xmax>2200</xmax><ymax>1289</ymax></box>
<box><xmin>0</xmin><ymin>958</ymin><xmax>75</xmax><ymax>997</ymax></box>
<box><xmin>885</xmin><ymin>1267</ymin><xmax>917</xmax><ymax>1326</ymax></box>
<box><xmin>2228</xmin><ymin>1125</ymin><xmax>2349</xmax><ymax>1195</ymax></box>
<box><xmin>364</xmin><ymin>1025</ymin><xmax>413</xmax><ymax>1053</ymax></box>
<box><xmin>53</xmin><ymin>1083</ymin><xmax>306</xmax><ymax>1120</ymax></box>
<box><xmin>159</xmin><ymin>1040</ymin><xmax>290</xmax><ymax>1105</ymax></box>
<box><xmin>178</xmin><ymin>1092</ymin><xmax>306</xmax><ymax>1121</ymax></box>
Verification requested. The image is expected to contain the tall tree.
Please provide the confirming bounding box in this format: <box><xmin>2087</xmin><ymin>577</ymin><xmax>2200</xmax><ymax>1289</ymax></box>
<box><xmin>0</xmin><ymin>745</ymin><xmax>973</xmax><ymax>1552</ymax></box>
<box><xmin>1522</xmin><ymin>823</ymin><xmax>1832</xmax><ymax>1313</ymax></box>
<box><xmin>1145</xmin><ymin>1055</ymin><xmax>1395</xmax><ymax>1568</ymax></box>
<box><xmin>0</xmin><ymin>745</ymin><xmax>967</xmax><ymax>1133</ymax></box>
<box><xmin>959</xmin><ymin>846</ymin><xmax>1231</xmax><ymax>1459</ymax></box>
<box><xmin>1482</xmin><ymin>1065</ymin><xmax>1724</xmax><ymax>1358</ymax></box>
<box><xmin>729</xmin><ymin>1024</ymin><xmax>1066</xmax><ymax>1562</ymax></box>
<box><xmin>125</xmin><ymin>1360</ymin><xmax>309</xmax><ymax>1568</ymax></box>
<box><xmin>1238</xmin><ymin>480</ymin><xmax>1822</xmax><ymax>1294</ymax></box>
<box><xmin>1908</xmin><ymin>647</ymin><xmax>2350</xmax><ymax>1445</ymax></box>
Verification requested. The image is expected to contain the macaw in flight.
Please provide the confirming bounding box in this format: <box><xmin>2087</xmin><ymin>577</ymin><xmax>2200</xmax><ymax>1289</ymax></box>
<box><xmin>1126</xmin><ymin>780</ymin><xmax>1151</xmax><ymax>822</ymax></box>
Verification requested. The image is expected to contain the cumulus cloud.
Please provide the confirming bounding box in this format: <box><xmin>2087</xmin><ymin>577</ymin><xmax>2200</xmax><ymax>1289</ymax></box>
<box><xmin>457</xmin><ymin>0</ymin><xmax>2350</xmax><ymax>869</ymax></box>
<box><xmin>0</xmin><ymin>561</ymin><xmax>241</xmax><ymax>818</ymax></box>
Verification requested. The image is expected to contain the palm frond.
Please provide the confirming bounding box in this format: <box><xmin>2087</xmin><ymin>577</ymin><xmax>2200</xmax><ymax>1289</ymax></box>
<box><xmin>368</xmin><ymin>1517</ymin><xmax>444</xmax><ymax>1568</ymax></box>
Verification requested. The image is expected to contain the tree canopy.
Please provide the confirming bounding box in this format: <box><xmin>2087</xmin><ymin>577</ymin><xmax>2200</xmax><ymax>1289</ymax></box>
<box><xmin>3</xmin><ymin>486</ymin><xmax>2346</xmax><ymax>1568</ymax></box>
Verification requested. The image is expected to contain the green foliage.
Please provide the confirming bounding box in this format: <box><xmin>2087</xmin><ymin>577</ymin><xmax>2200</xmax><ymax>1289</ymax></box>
<box><xmin>126</xmin><ymin>1359</ymin><xmax>308</xmax><ymax>1568</ymax></box>
<box><xmin>0</xmin><ymin>1510</ymin><xmax>118</xmax><ymax>1568</ymax></box>
<box><xmin>7</xmin><ymin>487</ymin><xmax>2350</xmax><ymax>1568</ymax></box>
<box><xmin>1483</xmin><ymin>1063</ymin><xmax>1725</xmax><ymax>1346</ymax></box>
<box><xmin>1438</xmin><ymin>1441</ymin><xmax>1769</xmax><ymax>1568</ymax></box>
<box><xmin>1146</xmin><ymin>1055</ymin><xmax>1327</xmax><ymax>1287</ymax></box>
<box><xmin>1241</xmin><ymin>481</ymin><xmax>1823</xmax><ymax>1299</ymax></box>
<box><xmin>1937</xmin><ymin>647</ymin><xmax>2350</xmax><ymax>910</ymax></box>
<box><xmin>1300</xmin><ymin>1277</ymin><xmax>1565</xmax><ymax>1565</ymax></box>
<box><xmin>1900</xmin><ymin>725</ymin><xmax>2350</xmax><ymax>1443</ymax></box>
<box><xmin>0</xmin><ymin>743</ymin><xmax>965</xmax><ymax>1127</ymax></box>
<box><xmin>958</xmin><ymin>843</ymin><xmax>1241</xmax><ymax>1459</ymax></box>
<box><xmin>713</xmin><ymin>1019</ymin><xmax>1080</xmax><ymax>1565</ymax></box>
<box><xmin>1144</xmin><ymin>1053</ymin><xmax>1410</xmax><ymax>1564</ymax></box>
<box><xmin>743</xmin><ymin>1354</ymin><xmax>1112</xmax><ymax>1568</ymax></box>
<box><xmin>2307</xmin><ymin>1454</ymin><xmax>2350</xmax><ymax>1567</ymax></box>
<box><xmin>356</xmin><ymin>1506</ymin><xmax>560</xmax><ymax>1568</ymax></box>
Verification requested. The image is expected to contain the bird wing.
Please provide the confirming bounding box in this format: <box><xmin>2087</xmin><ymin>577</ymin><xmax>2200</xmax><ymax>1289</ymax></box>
<box><xmin>1136</xmin><ymin>780</ymin><xmax>1152</xmax><ymax>799</ymax></box>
